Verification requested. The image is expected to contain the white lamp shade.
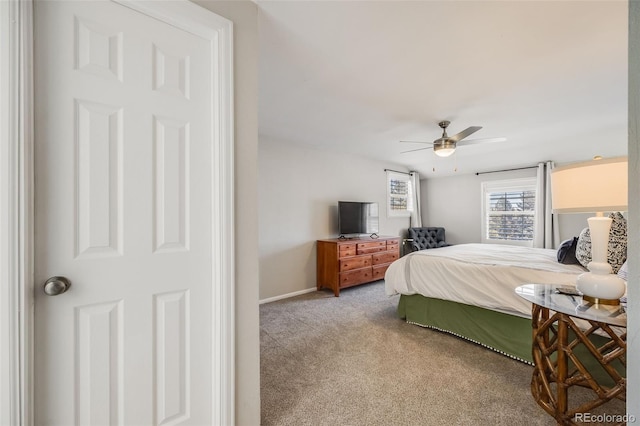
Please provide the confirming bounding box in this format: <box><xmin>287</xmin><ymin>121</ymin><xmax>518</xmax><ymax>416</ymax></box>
<box><xmin>550</xmin><ymin>156</ymin><xmax>628</xmax><ymax>213</ymax></box>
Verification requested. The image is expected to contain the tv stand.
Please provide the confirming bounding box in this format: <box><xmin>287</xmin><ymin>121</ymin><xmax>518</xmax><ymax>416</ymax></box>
<box><xmin>338</xmin><ymin>233</ymin><xmax>379</xmax><ymax>240</ymax></box>
<box><xmin>316</xmin><ymin>236</ymin><xmax>400</xmax><ymax>296</ymax></box>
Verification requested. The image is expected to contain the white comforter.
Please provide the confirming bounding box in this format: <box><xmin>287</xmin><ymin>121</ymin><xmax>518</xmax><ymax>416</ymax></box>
<box><xmin>384</xmin><ymin>243</ymin><xmax>586</xmax><ymax>318</ymax></box>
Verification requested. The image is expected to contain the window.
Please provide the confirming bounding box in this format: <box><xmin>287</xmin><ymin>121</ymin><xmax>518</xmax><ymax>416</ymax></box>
<box><xmin>387</xmin><ymin>171</ymin><xmax>413</xmax><ymax>217</ymax></box>
<box><xmin>481</xmin><ymin>178</ymin><xmax>537</xmax><ymax>246</ymax></box>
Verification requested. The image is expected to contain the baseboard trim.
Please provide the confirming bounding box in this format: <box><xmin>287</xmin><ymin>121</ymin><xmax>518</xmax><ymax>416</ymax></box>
<box><xmin>259</xmin><ymin>287</ymin><xmax>317</xmax><ymax>305</ymax></box>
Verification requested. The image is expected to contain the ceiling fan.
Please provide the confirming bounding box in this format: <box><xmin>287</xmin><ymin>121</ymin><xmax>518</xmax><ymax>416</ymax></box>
<box><xmin>400</xmin><ymin>120</ymin><xmax>506</xmax><ymax>157</ymax></box>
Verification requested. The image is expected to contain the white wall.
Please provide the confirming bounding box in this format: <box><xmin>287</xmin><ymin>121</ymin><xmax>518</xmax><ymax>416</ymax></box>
<box><xmin>421</xmin><ymin>167</ymin><xmax>590</xmax><ymax>245</ymax></box>
<box><xmin>193</xmin><ymin>2</ymin><xmax>260</xmax><ymax>424</ymax></box>
<box><xmin>259</xmin><ymin>138</ymin><xmax>410</xmax><ymax>300</ymax></box>
<box><xmin>628</xmin><ymin>0</ymin><xmax>639</xmax><ymax>416</ymax></box>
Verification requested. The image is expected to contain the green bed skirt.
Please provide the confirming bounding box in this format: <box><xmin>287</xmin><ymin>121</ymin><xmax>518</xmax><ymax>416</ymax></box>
<box><xmin>397</xmin><ymin>294</ymin><xmax>626</xmax><ymax>386</ymax></box>
<box><xmin>398</xmin><ymin>293</ymin><xmax>534</xmax><ymax>363</ymax></box>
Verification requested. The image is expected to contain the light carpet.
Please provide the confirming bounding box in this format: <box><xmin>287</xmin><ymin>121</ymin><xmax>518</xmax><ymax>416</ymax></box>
<box><xmin>260</xmin><ymin>281</ymin><xmax>625</xmax><ymax>425</ymax></box>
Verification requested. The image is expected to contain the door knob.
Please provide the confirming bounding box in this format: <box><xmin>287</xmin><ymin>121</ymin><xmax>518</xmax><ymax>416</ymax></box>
<box><xmin>43</xmin><ymin>276</ymin><xmax>71</xmax><ymax>296</ymax></box>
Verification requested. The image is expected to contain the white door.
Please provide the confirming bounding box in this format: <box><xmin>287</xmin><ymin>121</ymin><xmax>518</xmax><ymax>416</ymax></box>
<box><xmin>33</xmin><ymin>1</ymin><xmax>233</xmax><ymax>425</ymax></box>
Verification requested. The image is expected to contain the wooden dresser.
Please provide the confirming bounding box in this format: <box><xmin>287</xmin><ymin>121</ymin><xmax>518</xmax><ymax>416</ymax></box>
<box><xmin>316</xmin><ymin>236</ymin><xmax>400</xmax><ymax>296</ymax></box>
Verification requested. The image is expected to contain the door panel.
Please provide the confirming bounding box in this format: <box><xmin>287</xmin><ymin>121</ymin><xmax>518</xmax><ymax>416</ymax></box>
<box><xmin>34</xmin><ymin>1</ymin><xmax>219</xmax><ymax>424</ymax></box>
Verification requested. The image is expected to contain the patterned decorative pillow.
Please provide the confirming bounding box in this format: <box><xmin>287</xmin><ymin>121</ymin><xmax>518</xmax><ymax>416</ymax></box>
<box><xmin>575</xmin><ymin>227</ymin><xmax>591</xmax><ymax>268</ymax></box>
<box><xmin>575</xmin><ymin>212</ymin><xmax>627</xmax><ymax>273</ymax></box>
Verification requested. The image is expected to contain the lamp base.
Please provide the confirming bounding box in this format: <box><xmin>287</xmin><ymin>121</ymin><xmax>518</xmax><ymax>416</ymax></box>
<box><xmin>576</xmin><ymin>263</ymin><xmax>626</xmax><ymax>304</ymax></box>
<box><xmin>575</xmin><ymin>216</ymin><xmax>626</xmax><ymax>305</ymax></box>
<box><xmin>581</xmin><ymin>295</ymin><xmax>620</xmax><ymax>306</ymax></box>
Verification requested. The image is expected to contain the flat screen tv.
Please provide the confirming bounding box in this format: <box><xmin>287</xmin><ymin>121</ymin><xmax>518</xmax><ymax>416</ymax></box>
<box><xmin>338</xmin><ymin>201</ymin><xmax>379</xmax><ymax>237</ymax></box>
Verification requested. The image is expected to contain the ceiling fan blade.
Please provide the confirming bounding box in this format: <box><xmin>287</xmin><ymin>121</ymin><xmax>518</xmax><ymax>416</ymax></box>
<box><xmin>457</xmin><ymin>137</ymin><xmax>507</xmax><ymax>146</ymax></box>
<box><xmin>399</xmin><ymin>140</ymin><xmax>434</xmax><ymax>144</ymax></box>
<box><xmin>401</xmin><ymin>146</ymin><xmax>434</xmax><ymax>154</ymax></box>
<box><xmin>448</xmin><ymin>126</ymin><xmax>482</xmax><ymax>142</ymax></box>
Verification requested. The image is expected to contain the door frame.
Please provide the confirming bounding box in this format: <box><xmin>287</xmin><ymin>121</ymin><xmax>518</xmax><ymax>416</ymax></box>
<box><xmin>1</xmin><ymin>1</ymin><xmax>34</xmax><ymax>424</ymax></box>
<box><xmin>0</xmin><ymin>1</ymin><xmax>235</xmax><ymax>424</ymax></box>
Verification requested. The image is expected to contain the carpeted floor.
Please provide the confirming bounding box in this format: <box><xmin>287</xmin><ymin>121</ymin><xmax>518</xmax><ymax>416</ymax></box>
<box><xmin>260</xmin><ymin>281</ymin><xmax>625</xmax><ymax>426</ymax></box>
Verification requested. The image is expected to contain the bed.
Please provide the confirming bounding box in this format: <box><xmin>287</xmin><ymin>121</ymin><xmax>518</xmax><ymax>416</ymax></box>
<box><xmin>384</xmin><ymin>243</ymin><xmax>589</xmax><ymax>364</ymax></box>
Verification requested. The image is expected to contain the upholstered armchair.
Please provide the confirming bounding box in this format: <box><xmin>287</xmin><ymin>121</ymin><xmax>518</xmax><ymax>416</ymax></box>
<box><xmin>407</xmin><ymin>227</ymin><xmax>449</xmax><ymax>252</ymax></box>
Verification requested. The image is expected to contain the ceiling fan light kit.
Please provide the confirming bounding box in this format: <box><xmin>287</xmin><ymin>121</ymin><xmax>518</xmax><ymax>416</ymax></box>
<box><xmin>399</xmin><ymin>120</ymin><xmax>506</xmax><ymax>158</ymax></box>
<box><xmin>433</xmin><ymin>139</ymin><xmax>456</xmax><ymax>157</ymax></box>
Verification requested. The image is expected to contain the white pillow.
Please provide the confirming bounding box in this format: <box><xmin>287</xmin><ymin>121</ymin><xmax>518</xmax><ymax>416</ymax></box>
<box><xmin>617</xmin><ymin>260</ymin><xmax>628</xmax><ymax>281</ymax></box>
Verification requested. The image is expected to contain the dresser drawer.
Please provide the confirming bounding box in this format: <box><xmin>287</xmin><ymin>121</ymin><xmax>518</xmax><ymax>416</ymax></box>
<box><xmin>357</xmin><ymin>241</ymin><xmax>387</xmax><ymax>254</ymax></box>
<box><xmin>339</xmin><ymin>255</ymin><xmax>372</xmax><ymax>272</ymax></box>
<box><xmin>372</xmin><ymin>251</ymin><xmax>399</xmax><ymax>265</ymax></box>
<box><xmin>386</xmin><ymin>242</ymin><xmax>399</xmax><ymax>252</ymax></box>
<box><xmin>339</xmin><ymin>268</ymin><xmax>372</xmax><ymax>287</ymax></box>
<box><xmin>372</xmin><ymin>264</ymin><xmax>390</xmax><ymax>280</ymax></box>
<box><xmin>338</xmin><ymin>243</ymin><xmax>356</xmax><ymax>257</ymax></box>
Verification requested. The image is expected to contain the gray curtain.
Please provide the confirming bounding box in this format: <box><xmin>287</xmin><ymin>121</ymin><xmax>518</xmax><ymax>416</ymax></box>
<box><xmin>410</xmin><ymin>171</ymin><xmax>422</xmax><ymax>227</ymax></box>
<box><xmin>534</xmin><ymin>161</ymin><xmax>559</xmax><ymax>248</ymax></box>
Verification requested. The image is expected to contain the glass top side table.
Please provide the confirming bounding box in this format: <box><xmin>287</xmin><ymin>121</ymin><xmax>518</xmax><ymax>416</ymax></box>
<box><xmin>515</xmin><ymin>284</ymin><xmax>626</xmax><ymax>425</ymax></box>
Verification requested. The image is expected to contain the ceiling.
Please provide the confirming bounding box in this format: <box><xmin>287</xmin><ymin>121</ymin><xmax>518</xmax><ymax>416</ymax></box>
<box><xmin>257</xmin><ymin>0</ymin><xmax>628</xmax><ymax>177</ymax></box>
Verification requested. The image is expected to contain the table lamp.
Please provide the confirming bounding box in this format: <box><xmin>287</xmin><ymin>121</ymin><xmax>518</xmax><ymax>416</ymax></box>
<box><xmin>550</xmin><ymin>156</ymin><xmax>628</xmax><ymax>305</ymax></box>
